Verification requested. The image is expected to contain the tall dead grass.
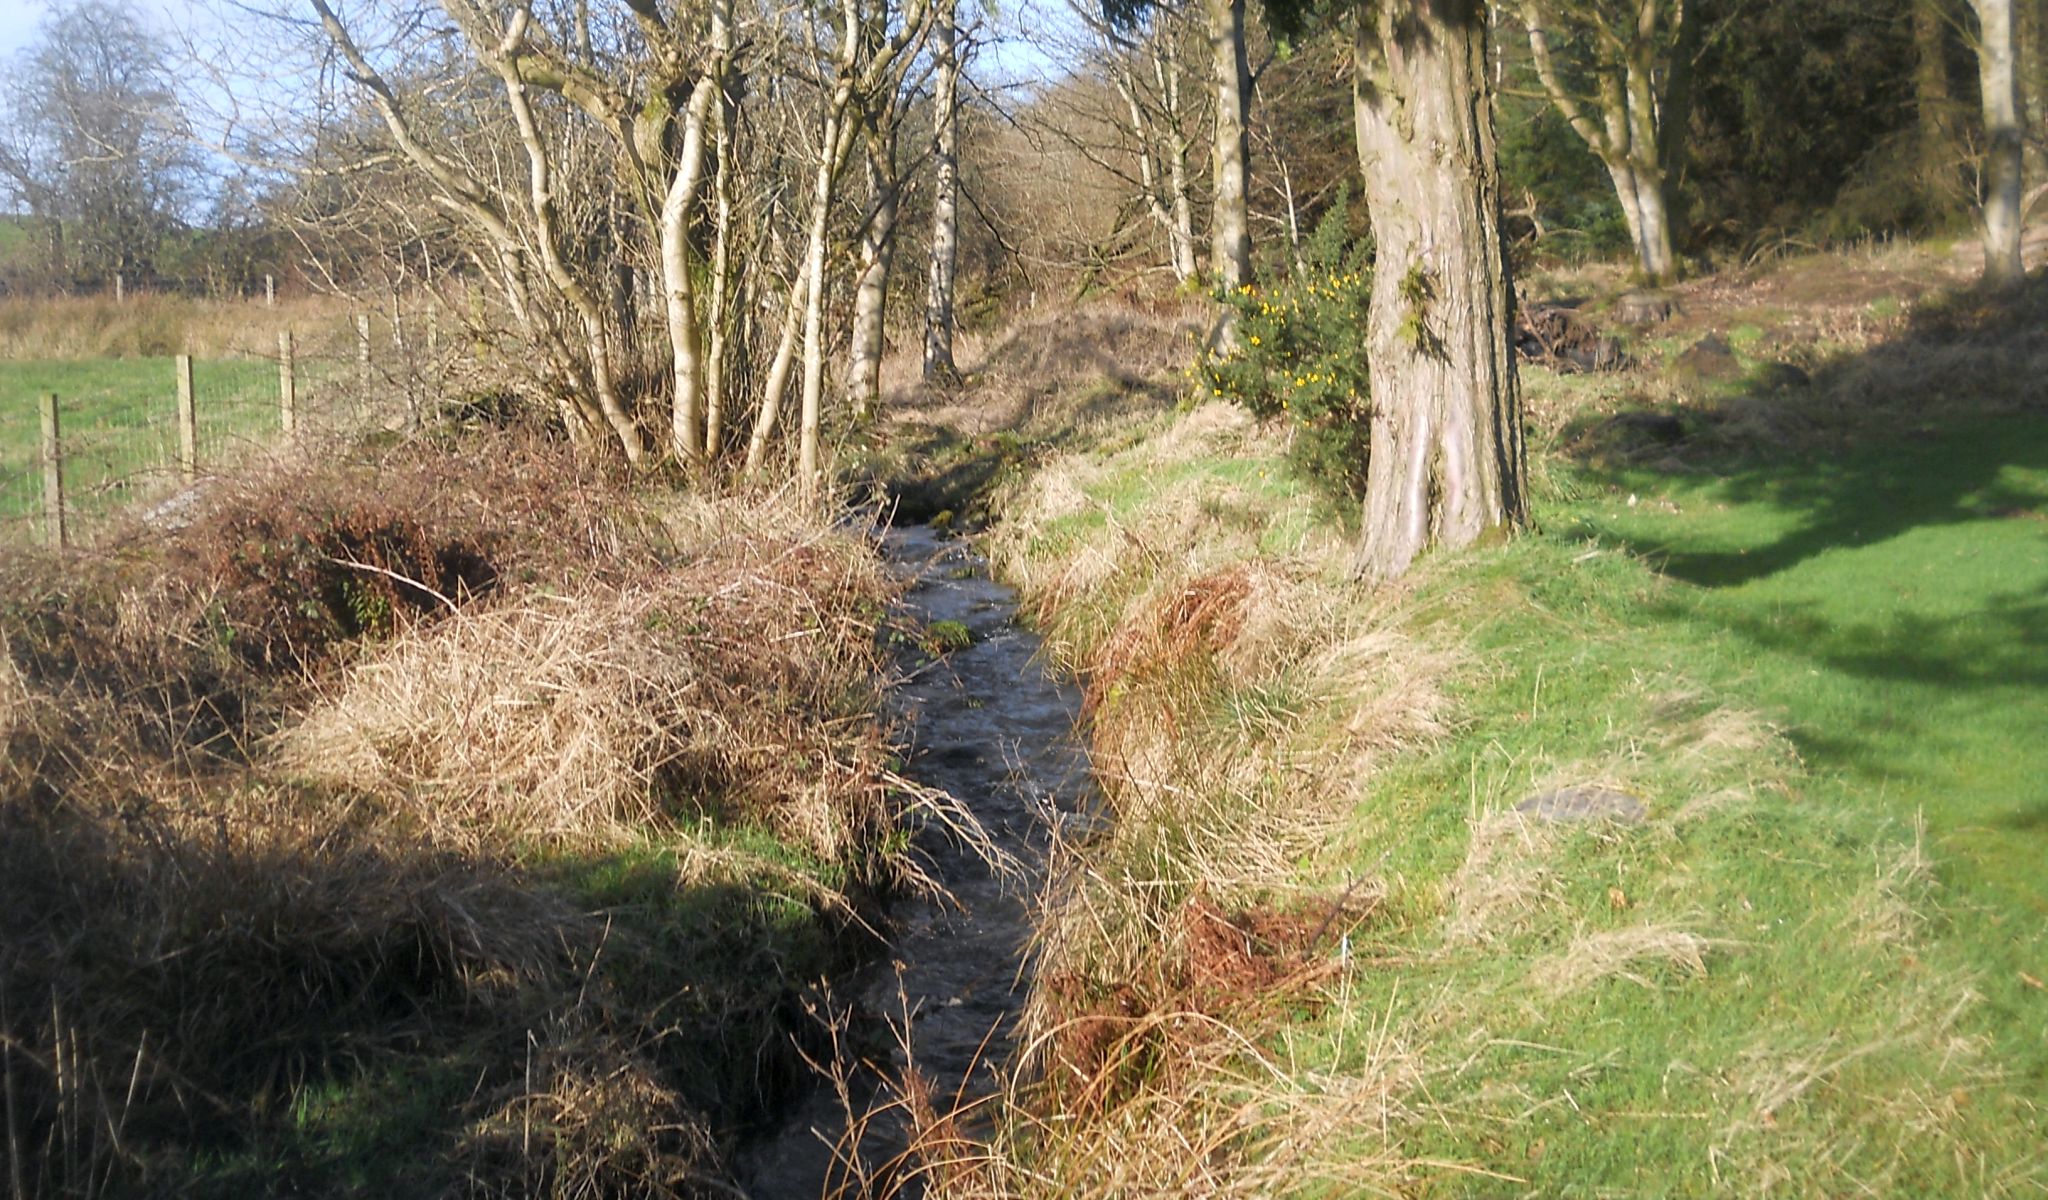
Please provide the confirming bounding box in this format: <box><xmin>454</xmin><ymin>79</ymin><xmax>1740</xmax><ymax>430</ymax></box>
<box><xmin>946</xmin><ymin>400</ymin><xmax>1458</xmax><ymax>1195</ymax></box>
<box><xmin>0</xmin><ymin>292</ymin><xmax>354</xmax><ymax>359</ymax></box>
<box><xmin>0</xmin><ymin>433</ymin><xmax>927</xmax><ymax>1195</ymax></box>
<box><xmin>275</xmin><ymin>515</ymin><xmax>900</xmax><ymax>863</ymax></box>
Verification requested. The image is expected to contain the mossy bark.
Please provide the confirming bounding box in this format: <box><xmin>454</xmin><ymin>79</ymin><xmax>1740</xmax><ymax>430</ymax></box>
<box><xmin>1351</xmin><ymin>0</ymin><xmax>1526</xmax><ymax>584</ymax></box>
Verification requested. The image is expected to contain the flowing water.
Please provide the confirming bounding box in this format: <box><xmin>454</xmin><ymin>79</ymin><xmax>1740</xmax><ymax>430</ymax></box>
<box><xmin>735</xmin><ymin>525</ymin><xmax>1091</xmax><ymax>1198</ymax></box>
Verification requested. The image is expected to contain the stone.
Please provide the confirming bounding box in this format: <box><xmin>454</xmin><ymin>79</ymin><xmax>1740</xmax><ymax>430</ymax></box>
<box><xmin>1674</xmin><ymin>334</ymin><xmax>1741</xmax><ymax>383</ymax></box>
<box><xmin>1614</xmin><ymin>290</ymin><xmax>1678</xmax><ymax>325</ymax></box>
<box><xmin>1514</xmin><ymin>784</ymin><xmax>1649</xmax><ymax>825</ymax></box>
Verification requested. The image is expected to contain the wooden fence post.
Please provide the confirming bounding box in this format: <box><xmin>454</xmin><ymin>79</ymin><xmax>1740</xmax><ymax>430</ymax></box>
<box><xmin>279</xmin><ymin>330</ymin><xmax>297</xmax><ymax>437</ymax></box>
<box><xmin>265</xmin><ymin>274</ymin><xmax>276</xmax><ymax>308</ymax></box>
<box><xmin>114</xmin><ymin>273</ymin><xmax>124</xmax><ymax>304</ymax></box>
<box><xmin>356</xmin><ymin>313</ymin><xmax>372</xmax><ymax>385</ymax></box>
<box><xmin>176</xmin><ymin>353</ymin><xmax>198</xmax><ymax>484</ymax></box>
<box><xmin>39</xmin><ymin>393</ymin><xmax>65</xmax><ymax>548</ymax></box>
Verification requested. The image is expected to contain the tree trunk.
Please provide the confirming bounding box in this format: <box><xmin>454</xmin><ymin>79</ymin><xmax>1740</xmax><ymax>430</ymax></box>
<box><xmin>1521</xmin><ymin>0</ymin><xmax>1685</xmax><ymax>286</ymax></box>
<box><xmin>1352</xmin><ymin>0</ymin><xmax>1526</xmax><ymax>584</ymax></box>
<box><xmin>706</xmin><ymin>80</ymin><xmax>738</xmax><ymax>456</ymax></box>
<box><xmin>1914</xmin><ymin>0</ymin><xmax>1962</xmax><ymax>211</ymax></box>
<box><xmin>1976</xmin><ymin>0</ymin><xmax>2026</xmax><ymax>285</ymax></box>
<box><xmin>661</xmin><ymin>74</ymin><xmax>719</xmax><ymax>468</ymax></box>
<box><xmin>848</xmin><ymin>125</ymin><xmax>900</xmax><ymax>422</ymax></box>
<box><xmin>797</xmin><ymin>110</ymin><xmax>845</xmax><ymax>489</ymax></box>
<box><xmin>1205</xmin><ymin>0</ymin><xmax>1252</xmax><ymax>292</ymax></box>
<box><xmin>924</xmin><ymin>0</ymin><xmax>961</xmax><ymax>381</ymax></box>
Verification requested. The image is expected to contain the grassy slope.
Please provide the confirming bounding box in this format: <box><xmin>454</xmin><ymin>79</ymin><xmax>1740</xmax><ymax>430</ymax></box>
<box><xmin>970</xmin><ymin>263</ymin><xmax>2046</xmax><ymax>1195</ymax></box>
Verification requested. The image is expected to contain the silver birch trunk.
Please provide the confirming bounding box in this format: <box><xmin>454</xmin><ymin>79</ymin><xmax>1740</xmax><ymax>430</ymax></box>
<box><xmin>1352</xmin><ymin>0</ymin><xmax>1526</xmax><ymax>583</ymax></box>
<box><xmin>923</xmin><ymin>0</ymin><xmax>962</xmax><ymax>381</ymax></box>
<box><xmin>1204</xmin><ymin>0</ymin><xmax>1251</xmax><ymax>292</ymax></box>
<box><xmin>848</xmin><ymin>126</ymin><xmax>899</xmax><ymax>422</ymax></box>
<box><xmin>1975</xmin><ymin>0</ymin><xmax>2026</xmax><ymax>285</ymax></box>
<box><xmin>661</xmin><ymin>73</ymin><xmax>719</xmax><ymax>467</ymax></box>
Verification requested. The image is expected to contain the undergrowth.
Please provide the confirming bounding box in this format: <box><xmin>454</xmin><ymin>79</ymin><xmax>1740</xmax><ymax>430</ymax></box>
<box><xmin>0</xmin><ymin>431</ymin><xmax>957</xmax><ymax>1196</ymax></box>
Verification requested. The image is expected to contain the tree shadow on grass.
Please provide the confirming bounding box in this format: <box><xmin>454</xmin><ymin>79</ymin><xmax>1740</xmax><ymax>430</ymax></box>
<box><xmin>1558</xmin><ymin>274</ymin><xmax>2048</xmax><ymax>843</ymax></box>
<box><xmin>1562</xmin><ymin>271</ymin><xmax>2048</xmax><ymax>588</ymax></box>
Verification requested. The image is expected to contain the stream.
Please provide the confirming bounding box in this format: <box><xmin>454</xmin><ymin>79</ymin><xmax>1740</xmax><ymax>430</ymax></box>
<box><xmin>735</xmin><ymin>524</ymin><xmax>1091</xmax><ymax>1198</ymax></box>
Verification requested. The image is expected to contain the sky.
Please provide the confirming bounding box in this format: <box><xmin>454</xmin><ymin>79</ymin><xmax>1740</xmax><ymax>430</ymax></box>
<box><xmin>0</xmin><ymin>0</ymin><xmax>46</xmax><ymax>56</ymax></box>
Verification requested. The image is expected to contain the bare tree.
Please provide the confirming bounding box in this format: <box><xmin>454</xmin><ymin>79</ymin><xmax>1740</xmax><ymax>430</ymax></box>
<box><xmin>0</xmin><ymin>0</ymin><xmax>200</xmax><ymax>286</ymax></box>
<box><xmin>1517</xmin><ymin>0</ymin><xmax>1696</xmax><ymax>286</ymax></box>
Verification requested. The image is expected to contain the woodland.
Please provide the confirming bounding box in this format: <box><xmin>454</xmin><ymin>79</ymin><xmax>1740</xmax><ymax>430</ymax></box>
<box><xmin>2</xmin><ymin>0</ymin><xmax>2045</xmax><ymax>1195</ymax></box>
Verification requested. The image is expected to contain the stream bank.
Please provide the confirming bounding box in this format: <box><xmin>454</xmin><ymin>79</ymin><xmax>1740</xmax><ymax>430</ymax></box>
<box><xmin>736</xmin><ymin>524</ymin><xmax>1090</xmax><ymax>1198</ymax></box>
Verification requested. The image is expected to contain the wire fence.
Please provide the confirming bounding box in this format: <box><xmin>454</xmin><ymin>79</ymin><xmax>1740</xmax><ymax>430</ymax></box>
<box><xmin>1</xmin><ymin>306</ymin><xmax>462</xmax><ymax>548</ymax></box>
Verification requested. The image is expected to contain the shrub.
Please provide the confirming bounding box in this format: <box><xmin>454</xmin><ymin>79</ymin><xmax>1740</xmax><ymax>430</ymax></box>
<box><xmin>1198</xmin><ymin>200</ymin><xmax>1373</xmax><ymax>499</ymax></box>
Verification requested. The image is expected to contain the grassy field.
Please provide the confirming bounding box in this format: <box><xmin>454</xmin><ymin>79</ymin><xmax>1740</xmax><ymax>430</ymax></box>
<box><xmin>933</xmin><ymin>263</ymin><xmax>2047</xmax><ymax>1195</ymax></box>
<box><xmin>2</xmin><ymin>357</ymin><xmax>289</xmax><ymax>531</ymax></box>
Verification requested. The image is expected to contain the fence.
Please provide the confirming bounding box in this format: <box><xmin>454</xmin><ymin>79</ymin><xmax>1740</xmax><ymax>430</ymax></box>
<box><xmin>1</xmin><ymin>306</ymin><xmax>457</xmax><ymax>547</ymax></box>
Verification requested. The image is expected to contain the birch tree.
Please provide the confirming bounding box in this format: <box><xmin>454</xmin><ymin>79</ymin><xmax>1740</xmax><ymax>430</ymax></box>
<box><xmin>1518</xmin><ymin>0</ymin><xmax>1695</xmax><ymax>285</ymax></box>
<box><xmin>1973</xmin><ymin>0</ymin><xmax>2026</xmax><ymax>285</ymax></box>
<box><xmin>924</xmin><ymin>0</ymin><xmax>963</xmax><ymax>380</ymax></box>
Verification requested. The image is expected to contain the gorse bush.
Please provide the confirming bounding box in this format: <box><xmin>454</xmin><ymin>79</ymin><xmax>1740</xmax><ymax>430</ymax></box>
<box><xmin>1199</xmin><ymin>199</ymin><xmax>1373</xmax><ymax>499</ymax></box>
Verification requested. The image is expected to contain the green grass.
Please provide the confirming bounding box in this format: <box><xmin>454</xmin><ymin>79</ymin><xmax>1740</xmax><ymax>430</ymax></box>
<box><xmin>1329</xmin><ymin>412</ymin><xmax>2048</xmax><ymax>1192</ymax></box>
<box><xmin>2</xmin><ymin>357</ymin><xmax>285</xmax><ymax>528</ymax></box>
<box><xmin>990</xmin><ymin>391</ymin><xmax>2048</xmax><ymax>1193</ymax></box>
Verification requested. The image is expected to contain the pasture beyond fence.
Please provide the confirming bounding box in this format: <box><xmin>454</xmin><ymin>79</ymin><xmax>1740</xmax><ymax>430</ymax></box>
<box><xmin>2</xmin><ymin>308</ymin><xmax>447</xmax><ymax>546</ymax></box>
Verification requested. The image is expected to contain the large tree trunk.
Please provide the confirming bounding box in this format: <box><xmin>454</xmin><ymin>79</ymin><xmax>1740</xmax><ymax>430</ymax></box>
<box><xmin>1204</xmin><ymin>0</ymin><xmax>1252</xmax><ymax>292</ymax></box>
<box><xmin>1352</xmin><ymin>0</ymin><xmax>1526</xmax><ymax>584</ymax></box>
<box><xmin>923</xmin><ymin>0</ymin><xmax>961</xmax><ymax>381</ymax></box>
<box><xmin>848</xmin><ymin>125</ymin><xmax>900</xmax><ymax>422</ymax></box>
<box><xmin>1975</xmin><ymin>0</ymin><xmax>2026</xmax><ymax>285</ymax></box>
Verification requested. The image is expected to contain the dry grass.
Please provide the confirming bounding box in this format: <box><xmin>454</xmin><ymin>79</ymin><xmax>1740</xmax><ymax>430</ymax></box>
<box><xmin>275</xmin><ymin>515</ymin><xmax>896</xmax><ymax>862</ymax></box>
<box><xmin>1528</xmin><ymin>923</ymin><xmax>1733</xmax><ymax>994</ymax></box>
<box><xmin>0</xmin><ymin>433</ymin><xmax>926</xmax><ymax>1195</ymax></box>
<box><xmin>884</xmin><ymin>992</ymin><xmax>1432</xmax><ymax>1200</ymax></box>
<box><xmin>0</xmin><ymin>292</ymin><xmax>355</xmax><ymax>360</ymax></box>
<box><xmin>1442</xmin><ymin>812</ymin><xmax>1566</xmax><ymax>945</ymax></box>
<box><xmin>881</xmin><ymin>299</ymin><xmax>1207</xmax><ymax>437</ymax></box>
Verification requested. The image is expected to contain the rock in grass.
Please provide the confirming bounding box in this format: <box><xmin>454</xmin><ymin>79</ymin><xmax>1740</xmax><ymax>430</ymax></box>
<box><xmin>1674</xmin><ymin>334</ymin><xmax>1741</xmax><ymax>383</ymax></box>
<box><xmin>1615</xmin><ymin>290</ymin><xmax>1678</xmax><ymax>325</ymax></box>
<box><xmin>1515</xmin><ymin>784</ymin><xmax>1648</xmax><ymax>825</ymax></box>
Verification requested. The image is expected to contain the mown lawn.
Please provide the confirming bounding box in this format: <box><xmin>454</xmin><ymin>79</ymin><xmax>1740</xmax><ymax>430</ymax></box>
<box><xmin>2</xmin><ymin>357</ymin><xmax>283</xmax><ymax>527</ymax></box>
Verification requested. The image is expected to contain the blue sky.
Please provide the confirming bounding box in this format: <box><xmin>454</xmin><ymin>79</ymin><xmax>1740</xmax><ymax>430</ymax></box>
<box><xmin>0</xmin><ymin>0</ymin><xmax>47</xmax><ymax>56</ymax></box>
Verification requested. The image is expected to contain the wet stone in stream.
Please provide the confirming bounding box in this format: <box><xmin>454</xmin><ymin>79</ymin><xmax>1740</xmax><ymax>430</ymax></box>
<box><xmin>734</xmin><ymin>525</ymin><xmax>1092</xmax><ymax>1198</ymax></box>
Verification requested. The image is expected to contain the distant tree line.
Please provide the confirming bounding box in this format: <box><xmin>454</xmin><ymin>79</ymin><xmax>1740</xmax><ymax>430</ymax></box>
<box><xmin>0</xmin><ymin>0</ymin><xmax>2037</xmax><ymax>567</ymax></box>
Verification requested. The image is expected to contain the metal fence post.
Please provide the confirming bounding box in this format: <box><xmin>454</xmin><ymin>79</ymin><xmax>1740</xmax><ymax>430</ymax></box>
<box><xmin>176</xmin><ymin>353</ymin><xmax>198</xmax><ymax>484</ymax></box>
<box><xmin>39</xmin><ymin>393</ymin><xmax>65</xmax><ymax>548</ymax></box>
<box><xmin>279</xmin><ymin>330</ymin><xmax>297</xmax><ymax>438</ymax></box>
